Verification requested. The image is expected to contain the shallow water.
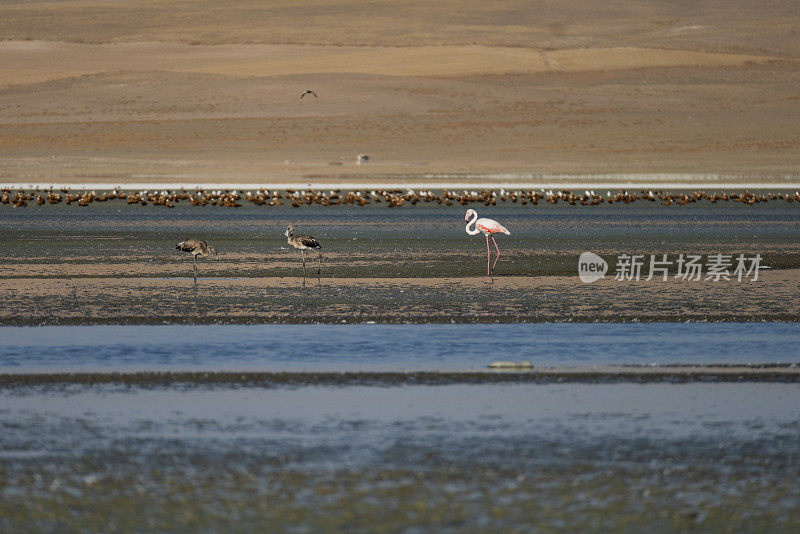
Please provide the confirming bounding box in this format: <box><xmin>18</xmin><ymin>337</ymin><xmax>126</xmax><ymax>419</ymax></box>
<box><xmin>2</xmin><ymin>200</ymin><xmax>800</xmax><ymax>324</ymax></box>
<box><xmin>2</xmin><ymin>323</ymin><xmax>799</xmax><ymax>373</ymax></box>
<box><xmin>2</xmin><ymin>199</ymin><xmax>800</xmax><ymax>277</ymax></box>
<box><xmin>2</xmin><ymin>323</ymin><xmax>799</xmax><ymax>531</ymax></box>
<box><xmin>1</xmin><ymin>381</ymin><xmax>799</xmax><ymax>531</ymax></box>
<box><xmin>4</xmin><ymin>383</ymin><xmax>799</xmax><ymax>462</ymax></box>
<box><xmin>2</xmin><ymin>201</ymin><xmax>799</xmax><ymax>530</ymax></box>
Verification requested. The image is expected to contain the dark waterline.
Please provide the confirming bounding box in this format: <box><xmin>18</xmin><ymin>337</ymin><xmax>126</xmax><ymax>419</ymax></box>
<box><xmin>2</xmin><ymin>322</ymin><xmax>798</xmax><ymax>373</ymax></box>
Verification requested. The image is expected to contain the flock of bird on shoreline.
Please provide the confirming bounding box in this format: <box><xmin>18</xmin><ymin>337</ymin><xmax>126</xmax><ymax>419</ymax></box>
<box><xmin>2</xmin><ymin>187</ymin><xmax>800</xmax><ymax>209</ymax></box>
<box><xmin>5</xmin><ymin>185</ymin><xmax>794</xmax><ymax>280</ymax></box>
<box><xmin>4</xmin><ymin>182</ymin><xmax>794</xmax><ymax>281</ymax></box>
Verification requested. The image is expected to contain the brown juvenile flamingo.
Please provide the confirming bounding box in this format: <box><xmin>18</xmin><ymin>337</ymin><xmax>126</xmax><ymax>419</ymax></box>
<box><xmin>464</xmin><ymin>209</ymin><xmax>510</xmax><ymax>278</ymax></box>
<box><xmin>176</xmin><ymin>238</ymin><xmax>217</xmax><ymax>283</ymax></box>
<box><xmin>285</xmin><ymin>225</ymin><xmax>322</xmax><ymax>276</ymax></box>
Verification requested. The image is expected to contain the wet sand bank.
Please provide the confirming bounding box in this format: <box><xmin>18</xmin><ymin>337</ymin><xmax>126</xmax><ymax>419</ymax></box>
<box><xmin>2</xmin><ymin>365</ymin><xmax>799</xmax><ymax>390</ymax></box>
<box><xmin>1</xmin><ymin>271</ymin><xmax>798</xmax><ymax>324</ymax></box>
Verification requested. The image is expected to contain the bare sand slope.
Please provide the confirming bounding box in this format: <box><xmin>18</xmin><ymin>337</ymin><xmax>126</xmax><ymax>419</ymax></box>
<box><xmin>1</xmin><ymin>0</ymin><xmax>798</xmax><ymax>56</ymax></box>
<box><xmin>2</xmin><ymin>59</ymin><xmax>798</xmax><ymax>182</ymax></box>
<box><xmin>0</xmin><ymin>1</ymin><xmax>799</xmax><ymax>184</ymax></box>
<box><xmin>0</xmin><ymin>41</ymin><xmax>773</xmax><ymax>85</ymax></box>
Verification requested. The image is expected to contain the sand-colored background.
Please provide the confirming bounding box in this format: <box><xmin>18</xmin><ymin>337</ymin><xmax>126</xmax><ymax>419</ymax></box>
<box><xmin>1</xmin><ymin>1</ymin><xmax>799</xmax><ymax>185</ymax></box>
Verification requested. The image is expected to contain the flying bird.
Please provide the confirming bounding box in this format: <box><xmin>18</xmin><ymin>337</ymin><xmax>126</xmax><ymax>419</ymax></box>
<box><xmin>285</xmin><ymin>225</ymin><xmax>322</xmax><ymax>276</ymax></box>
<box><xmin>464</xmin><ymin>209</ymin><xmax>510</xmax><ymax>278</ymax></box>
<box><xmin>299</xmin><ymin>90</ymin><xmax>318</xmax><ymax>99</ymax></box>
<box><xmin>176</xmin><ymin>238</ymin><xmax>217</xmax><ymax>283</ymax></box>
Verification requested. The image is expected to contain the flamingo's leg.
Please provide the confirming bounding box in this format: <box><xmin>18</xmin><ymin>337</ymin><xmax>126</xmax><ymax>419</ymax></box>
<box><xmin>301</xmin><ymin>249</ymin><xmax>306</xmax><ymax>278</ymax></box>
<box><xmin>491</xmin><ymin>235</ymin><xmax>501</xmax><ymax>274</ymax></box>
<box><xmin>193</xmin><ymin>255</ymin><xmax>197</xmax><ymax>280</ymax></box>
<box><xmin>317</xmin><ymin>251</ymin><xmax>322</xmax><ymax>276</ymax></box>
<box><xmin>485</xmin><ymin>234</ymin><xmax>491</xmax><ymax>277</ymax></box>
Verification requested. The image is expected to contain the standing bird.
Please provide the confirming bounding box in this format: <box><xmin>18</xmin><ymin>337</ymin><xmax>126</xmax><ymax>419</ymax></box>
<box><xmin>176</xmin><ymin>238</ymin><xmax>217</xmax><ymax>283</ymax></box>
<box><xmin>285</xmin><ymin>225</ymin><xmax>322</xmax><ymax>276</ymax></box>
<box><xmin>464</xmin><ymin>209</ymin><xmax>510</xmax><ymax>278</ymax></box>
<box><xmin>299</xmin><ymin>90</ymin><xmax>318</xmax><ymax>99</ymax></box>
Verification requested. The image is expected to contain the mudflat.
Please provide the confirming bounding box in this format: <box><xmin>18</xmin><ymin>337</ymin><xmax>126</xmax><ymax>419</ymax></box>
<box><xmin>2</xmin><ymin>380</ymin><xmax>800</xmax><ymax>531</ymax></box>
<box><xmin>1</xmin><ymin>201</ymin><xmax>798</xmax><ymax>324</ymax></box>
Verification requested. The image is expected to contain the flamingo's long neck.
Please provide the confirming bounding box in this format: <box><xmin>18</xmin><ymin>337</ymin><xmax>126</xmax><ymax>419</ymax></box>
<box><xmin>465</xmin><ymin>212</ymin><xmax>481</xmax><ymax>235</ymax></box>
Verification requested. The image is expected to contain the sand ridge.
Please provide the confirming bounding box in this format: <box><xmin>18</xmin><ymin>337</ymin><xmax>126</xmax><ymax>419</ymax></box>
<box><xmin>1</xmin><ymin>0</ymin><xmax>798</xmax><ymax>55</ymax></box>
<box><xmin>0</xmin><ymin>41</ymin><xmax>776</xmax><ymax>87</ymax></box>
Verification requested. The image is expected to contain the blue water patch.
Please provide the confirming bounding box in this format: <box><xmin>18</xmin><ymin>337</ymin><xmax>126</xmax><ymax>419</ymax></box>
<box><xmin>1</xmin><ymin>323</ymin><xmax>798</xmax><ymax>373</ymax></box>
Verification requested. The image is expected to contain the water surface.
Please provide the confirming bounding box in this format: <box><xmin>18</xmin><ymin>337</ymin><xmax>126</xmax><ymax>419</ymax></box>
<box><xmin>2</xmin><ymin>322</ymin><xmax>798</xmax><ymax>373</ymax></box>
<box><xmin>2</xmin><ymin>381</ymin><xmax>799</xmax><ymax>531</ymax></box>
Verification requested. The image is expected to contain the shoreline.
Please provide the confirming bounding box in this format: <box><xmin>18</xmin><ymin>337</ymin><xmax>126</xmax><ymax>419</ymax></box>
<box><xmin>3</xmin><ymin>316</ymin><xmax>800</xmax><ymax>327</ymax></box>
<box><xmin>3</xmin><ymin>180</ymin><xmax>800</xmax><ymax>191</ymax></box>
<box><xmin>2</xmin><ymin>366</ymin><xmax>799</xmax><ymax>386</ymax></box>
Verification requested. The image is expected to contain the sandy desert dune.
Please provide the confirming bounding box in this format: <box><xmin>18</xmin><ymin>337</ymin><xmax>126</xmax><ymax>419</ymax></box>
<box><xmin>0</xmin><ymin>0</ymin><xmax>798</xmax><ymax>185</ymax></box>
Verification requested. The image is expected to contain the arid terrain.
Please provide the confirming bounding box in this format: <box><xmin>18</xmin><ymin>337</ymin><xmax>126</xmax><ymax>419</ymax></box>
<box><xmin>1</xmin><ymin>1</ymin><xmax>799</xmax><ymax>184</ymax></box>
<box><xmin>3</xmin><ymin>6</ymin><xmax>800</xmax><ymax>533</ymax></box>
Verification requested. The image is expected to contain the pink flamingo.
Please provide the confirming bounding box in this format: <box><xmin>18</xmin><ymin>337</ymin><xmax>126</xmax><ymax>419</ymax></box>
<box><xmin>464</xmin><ymin>209</ymin><xmax>510</xmax><ymax>278</ymax></box>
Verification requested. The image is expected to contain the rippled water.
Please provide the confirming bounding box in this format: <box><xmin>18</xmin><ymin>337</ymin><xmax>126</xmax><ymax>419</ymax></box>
<box><xmin>1</xmin><ymin>322</ymin><xmax>799</xmax><ymax>372</ymax></box>
<box><xmin>2</xmin><ymin>380</ymin><xmax>799</xmax><ymax>531</ymax></box>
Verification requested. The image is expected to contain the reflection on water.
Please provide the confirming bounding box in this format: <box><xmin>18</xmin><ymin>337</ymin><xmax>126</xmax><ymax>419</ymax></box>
<box><xmin>1</xmin><ymin>322</ymin><xmax>799</xmax><ymax>372</ymax></box>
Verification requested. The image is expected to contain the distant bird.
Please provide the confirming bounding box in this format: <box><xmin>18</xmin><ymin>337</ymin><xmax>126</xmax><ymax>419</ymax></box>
<box><xmin>299</xmin><ymin>90</ymin><xmax>318</xmax><ymax>99</ymax></box>
<box><xmin>464</xmin><ymin>209</ymin><xmax>510</xmax><ymax>278</ymax></box>
<box><xmin>176</xmin><ymin>238</ymin><xmax>217</xmax><ymax>282</ymax></box>
<box><xmin>285</xmin><ymin>225</ymin><xmax>322</xmax><ymax>276</ymax></box>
